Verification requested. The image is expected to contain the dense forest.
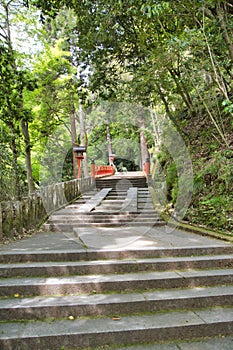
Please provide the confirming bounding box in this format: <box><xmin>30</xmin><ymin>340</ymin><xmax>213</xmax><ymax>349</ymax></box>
<box><xmin>0</xmin><ymin>0</ymin><xmax>232</xmax><ymax>234</ymax></box>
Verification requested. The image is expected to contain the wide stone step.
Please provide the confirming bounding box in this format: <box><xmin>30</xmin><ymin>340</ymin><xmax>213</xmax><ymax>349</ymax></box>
<box><xmin>49</xmin><ymin>221</ymin><xmax>165</xmax><ymax>229</ymax></box>
<box><xmin>0</xmin><ymin>269</ymin><xmax>233</xmax><ymax>297</ymax></box>
<box><xmin>50</xmin><ymin>214</ymin><xmax>160</xmax><ymax>220</ymax></box>
<box><xmin>50</xmin><ymin>211</ymin><xmax>158</xmax><ymax>219</ymax></box>
<box><xmin>48</xmin><ymin>218</ymin><xmax>161</xmax><ymax>225</ymax></box>
<box><xmin>1</xmin><ymin>255</ymin><xmax>233</xmax><ymax>278</ymax></box>
<box><xmin>0</xmin><ymin>308</ymin><xmax>232</xmax><ymax>349</ymax></box>
<box><xmin>1</xmin><ymin>245</ymin><xmax>232</xmax><ymax>263</ymax></box>
<box><xmin>50</xmin><ymin>208</ymin><xmax>157</xmax><ymax>216</ymax></box>
<box><xmin>49</xmin><ymin>216</ymin><xmax>161</xmax><ymax>224</ymax></box>
<box><xmin>0</xmin><ymin>285</ymin><xmax>232</xmax><ymax>321</ymax></box>
<box><xmin>48</xmin><ymin>219</ymin><xmax>161</xmax><ymax>225</ymax></box>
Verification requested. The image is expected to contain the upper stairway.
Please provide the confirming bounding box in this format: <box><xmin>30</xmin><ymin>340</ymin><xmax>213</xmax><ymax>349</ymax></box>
<box><xmin>95</xmin><ymin>172</ymin><xmax>147</xmax><ymax>191</ymax></box>
<box><xmin>46</xmin><ymin>172</ymin><xmax>164</xmax><ymax>230</ymax></box>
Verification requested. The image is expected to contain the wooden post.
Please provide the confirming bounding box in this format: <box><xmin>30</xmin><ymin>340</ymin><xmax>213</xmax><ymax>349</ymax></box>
<box><xmin>77</xmin><ymin>158</ymin><xmax>82</xmax><ymax>179</ymax></box>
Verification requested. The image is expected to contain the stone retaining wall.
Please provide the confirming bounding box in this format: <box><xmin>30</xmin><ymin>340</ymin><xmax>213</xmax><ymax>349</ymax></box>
<box><xmin>0</xmin><ymin>177</ymin><xmax>94</xmax><ymax>241</ymax></box>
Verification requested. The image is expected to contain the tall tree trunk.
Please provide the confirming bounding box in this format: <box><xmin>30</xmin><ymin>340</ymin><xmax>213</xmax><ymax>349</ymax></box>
<box><xmin>140</xmin><ymin>130</ymin><xmax>150</xmax><ymax>170</ymax></box>
<box><xmin>3</xmin><ymin>1</ymin><xmax>12</xmax><ymax>49</ymax></box>
<box><xmin>196</xmin><ymin>4</ymin><xmax>230</xmax><ymax>100</ymax></box>
<box><xmin>106</xmin><ymin>123</ymin><xmax>113</xmax><ymax>164</ymax></box>
<box><xmin>9</xmin><ymin>122</ymin><xmax>21</xmax><ymax>199</ymax></box>
<box><xmin>150</xmin><ymin>108</ymin><xmax>161</xmax><ymax>147</ymax></box>
<box><xmin>216</xmin><ymin>2</ymin><xmax>233</xmax><ymax>63</ymax></box>
<box><xmin>79</xmin><ymin>103</ymin><xmax>89</xmax><ymax>177</ymax></box>
<box><xmin>138</xmin><ymin>118</ymin><xmax>150</xmax><ymax>170</ymax></box>
<box><xmin>155</xmin><ymin>82</ymin><xmax>183</xmax><ymax>134</ymax></box>
<box><xmin>168</xmin><ymin>68</ymin><xmax>193</xmax><ymax>110</ymax></box>
<box><xmin>21</xmin><ymin>120</ymin><xmax>35</xmax><ymax>194</ymax></box>
<box><xmin>70</xmin><ymin>106</ymin><xmax>78</xmax><ymax>178</ymax></box>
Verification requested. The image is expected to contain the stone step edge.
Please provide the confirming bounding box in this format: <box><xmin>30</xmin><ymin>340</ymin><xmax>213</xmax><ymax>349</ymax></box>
<box><xmin>0</xmin><ymin>286</ymin><xmax>232</xmax><ymax>321</ymax></box>
<box><xmin>0</xmin><ymin>245</ymin><xmax>232</xmax><ymax>263</ymax></box>
<box><xmin>48</xmin><ymin>222</ymin><xmax>166</xmax><ymax>229</ymax></box>
<box><xmin>46</xmin><ymin>220</ymin><xmax>163</xmax><ymax>226</ymax></box>
<box><xmin>50</xmin><ymin>213</ymin><xmax>158</xmax><ymax>218</ymax></box>
<box><xmin>1</xmin><ymin>255</ymin><xmax>233</xmax><ymax>278</ymax></box>
<box><xmin>0</xmin><ymin>308</ymin><xmax>232</xmax><ymax>349</ymax></box>
<box><xmin>0</xmin><ymin>269</ymin><xmax>232</xmax><ymax>297</ymax></box>
<box><xmin>48</xmin><ymin>216</ymin><xmax>161</xmax><ymax>222</ymax></box>
<box><xmin>52</xmin><ymin>211</ymin><xmax>158</xmax><ymax>216</ymax></box>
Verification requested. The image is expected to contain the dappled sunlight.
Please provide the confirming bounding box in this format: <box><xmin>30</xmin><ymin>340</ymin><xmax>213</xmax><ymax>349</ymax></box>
<box><xmin>72</xmin><ymin>226</ymin><xmax>158</xmax><ymax>250</ymax></box>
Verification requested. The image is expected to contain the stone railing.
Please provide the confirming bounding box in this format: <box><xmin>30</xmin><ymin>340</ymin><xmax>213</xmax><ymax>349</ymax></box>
<box><xmin>0</xmin><ymin>177</ymin><xmax>94</xmax><ymax>242</ymax></box>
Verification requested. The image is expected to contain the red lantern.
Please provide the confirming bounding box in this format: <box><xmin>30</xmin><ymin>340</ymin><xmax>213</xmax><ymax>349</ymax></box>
<box><xmin>73</xmin><ymin>145</ymin><xmax>86</xmax><ymax>178</ymax></box>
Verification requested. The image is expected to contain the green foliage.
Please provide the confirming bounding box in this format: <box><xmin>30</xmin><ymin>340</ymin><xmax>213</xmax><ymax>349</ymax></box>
<box><xmin>167</xmin><ymin>163</ymin><xmax>178</xmax><ymax>204</ymax></box>
<box><xmin>222</xmin><ymin>99</ymin><xmax>233</xmax><ymax>116</ymax></box>
<box><xmin>0</xmin><ymin>46</ymin><xmax>21</xmax><ymax>123</ymax></box>
<box><xmin>157</xmin><ymin>147</ymin><xmax>178</xmax><ymax>204</ymax></box>
<box><xmin>0</xmin><ymin>122</ymin><xmax>28</xmax><ymax>200</ymax></box>
<box><xmin>187</xmin><ymin>150</ymin><xmax>233</xmax><ymax>231</ymax></box>
<box><xmin>189</xmin><ymin>194</ymin><xmax>233</xmax><ymax>231</ymax></box>
<box><xmin>0</xmin><ymin>45</ymin><xmax>31</xmax><ymax>199</ymax></box>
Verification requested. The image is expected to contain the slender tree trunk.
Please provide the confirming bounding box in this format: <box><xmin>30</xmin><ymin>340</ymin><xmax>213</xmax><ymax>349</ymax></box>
<box><xmin>196</xmin><ymin>5</ymin><xmax>230</xmax><ymax>100</ymax></box>
<box><xmin>70</xmin><ymin>106</ymin><xmax>78</xmax><ymax>178</ymax></box>
<box><xmin>9</xmin><ymin>122</ymin><xmax>21</xmax><ymax>199</ymax></box>
<box><xmin>155</xmin><ymin>82</ymin><xmax>184</xmax><ymax>134</ymax></box>
<box><xmin>155</xmin><ymin>82</ymin><xmax>171</xmax><ymax>118</ymax></box>
<box><xmin>79</xmin><ymin>103</ymin><xmax>89</xmax><ymax>177</ymax></box>
<box><xmin>4</xmin><ymin>2</ymin><xmax>12</xmax><ymax>49</ymax></box>
<box><xmin>138</xmin><ymin>118</ymin><xmax>150</xmax><ymax>170</ymax></box>
<box><xmin>168</xmin><ymin>68</ymin><xmax>193</xmax><ymax>110</ymax></box>
<box><xmin>106</xmin><ymin>123</ymin><xmax>113</xmax><ymax>164</ymax></box>
<box><xmin>21</xmin><ymin>120</ymin><xmax>35</xmax><ymax>194</ymax></box>
<box><xmin>216</xmin><ymin>2</ymin><xmax>233</xmax><ymax>63</ymax></box>
<box><xmin>150</xmin><ymin>108</ymin><xmax>161</xmax><ymax>146</ymax></box>
<box><xmin>140</xmin><ymin>130</ymin><xmax>150</xmax><ymax>170</ymax></box>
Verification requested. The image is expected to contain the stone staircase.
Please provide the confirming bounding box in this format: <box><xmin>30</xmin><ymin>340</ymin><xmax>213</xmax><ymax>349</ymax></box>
<box><xmin>0</xmin><ymin>173</ymin><xmax>232</xmax><ymax>349</ymax></box>
<box><xmin>46</xmin><ymin>174</ymin><xmax>164</xmax><ymax>230</ymax></box>
<box><xmin>95</xmin><ymin>174</ymin><xmax>147</xmax><ymax>190</ymax></box>
<box><xmin>0</xmin><ymin>244</ymin><xmax>233</xmax><ymax>349</ymax></box>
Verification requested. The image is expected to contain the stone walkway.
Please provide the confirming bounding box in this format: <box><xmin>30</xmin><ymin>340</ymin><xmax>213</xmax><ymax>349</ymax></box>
<box><xmin>0</xmin><ymin>225</ymin><xmax>230</xmax><ymax>253</ymax></box>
